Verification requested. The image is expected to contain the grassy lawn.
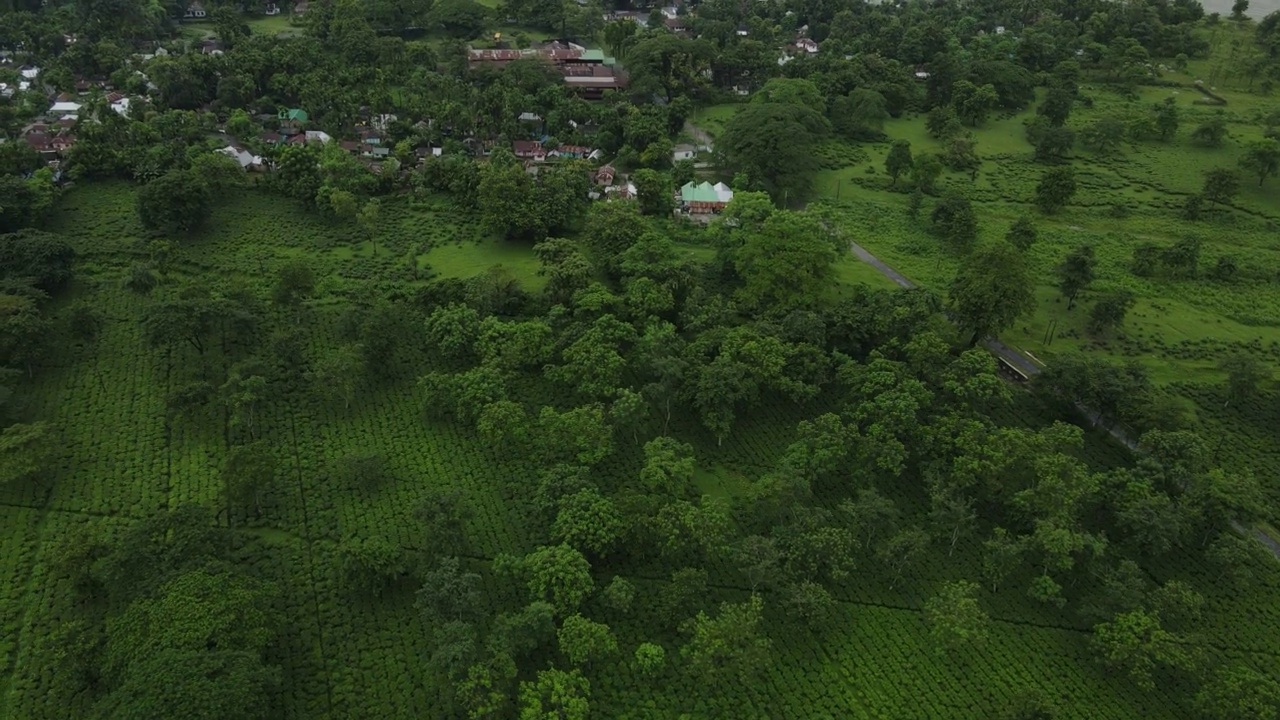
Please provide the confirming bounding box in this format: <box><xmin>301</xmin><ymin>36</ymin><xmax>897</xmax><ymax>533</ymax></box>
<box><xmin>689</xmin><ymin>103</ymin><xmax>742</xmax><ymax>139</ymax></box>
<box><xmin>421</xmin><ymin>236</ymin><xmax>546</xmax><ymax>290</ymax></box>
<box><xmin>247</xmin><ymin>14</ymin><xmax>302</xmax><ymax>36</ymax></box>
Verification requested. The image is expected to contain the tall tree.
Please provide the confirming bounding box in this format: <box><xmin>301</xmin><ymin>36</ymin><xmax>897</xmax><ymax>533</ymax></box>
<box><xmin>931</xmin><ymin>193</ymin><xmax>978</xmax><ymax>253</ymax></box>
<box><xmin>680</xmin><ymin>594</ymin><xmax>771</xmax><ymax>682</ymax></box>
<box><xmin>518</xmin><ymin>668</ymin><xmax>590</xmax><ymax>720</ymax></box>
<box><xmin>1202</xmin><ymin>168</ymin><xmax>1240</xmax><ymax>207</ymax></box>
<box><xmin>1239</xmin><ymin>139</ymin><xmax>1280</xmax><ymax>186</ymax></box>
<box><xmin>136</xmin><ymin>169</ymin><xmax>212</xmax><ymax>235</ymax></box>
<box><xmin>1055</xmin><ymin>245</ymin><xmax>1096</xmax><ymax>310</ymax></box>
<box><xmin>1153</xmin><ymin>98</ymin><xmax>1179</xmax><ymax>141</ymax></box>
<box><xmin>718</xmin><ymin>102</ymin><xmax>830</xmax><ymax>204</ymax></box>
<box><xmin>1035</xmin><ymin>166</ymin><xmax>1077</xmax><ymax>213</ymax></box>
<box><xmin>1005</xmin><ymin>216</ymin><xmax>1038</xmax><ymax>252</ymax></box>
<box><xmin>1088</xmin><ymin>291</ymin><xmax>1137</xmax><ymax>336</ymax></box>
<box><xmin>949</xmin><ymin>242</ymin><xmax>1038</xmax><ymax>347</ymax></box>
<box><xmin>924</xmin><ymin>580</ymin><xmax>990</xmax><ymax>655</ymax></box>
<box><xmin>732</xmin><ymin>210</ymin><xmax>837</xmax><ymax>311</ymax></box>
<box><xmin>1195</xmin><ymin>664</ymin><xmax>1280</xmax><ymax>720</ymax></box>
<box><xmin>884</xmin><ymin>140</ymin><xmax>914</xmax><ymax>187</ymax></box>
<box><xmin>1091</xmin><ymin>610</ymin><xmax>1190</xmax><ymax>691</ymax></box>
<box><xmin>1220</xmin><ymin>354</ymin><xmax>1268</xmax><ymax>406</ymax></box>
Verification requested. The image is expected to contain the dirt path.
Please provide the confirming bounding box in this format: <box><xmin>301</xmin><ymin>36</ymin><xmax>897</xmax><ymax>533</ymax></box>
<box><xmin>683</xmin><ymin>119</ymin><xmax>714</xmax><ymax>148</ymax></box>
<box><xmin>845</xmin><ymin>240</ymin><xmax>1280</xmax><ymax>562</ymax></box>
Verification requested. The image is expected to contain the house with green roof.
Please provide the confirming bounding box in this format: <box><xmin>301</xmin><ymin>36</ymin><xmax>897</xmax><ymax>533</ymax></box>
<box><xmin>278</xmin><ymin>108</ymin><xmax>308</xmax><ymax>135</ymax></box>
<box><xmin>679</xmin><ymin>181</ymin><xmax>734</xmax><ymax>213</ymax></box>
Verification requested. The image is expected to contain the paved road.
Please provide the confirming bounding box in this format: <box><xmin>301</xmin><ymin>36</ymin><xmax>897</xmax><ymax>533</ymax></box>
<box><xmin>849</xmin><ymin>241</ymin><xmax>1046</xmax><ymax>378</ymax></box>
<box><xmin>845</xmin><ymin>240</ymin><xmax>1280</xmax><ymax>560</ymax></box>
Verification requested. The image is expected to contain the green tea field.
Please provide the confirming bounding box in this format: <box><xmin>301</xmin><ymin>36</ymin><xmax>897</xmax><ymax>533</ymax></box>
<box><xmin>1</xmin><ymin>181</ymin><xmax>1279</xmax><ymax>719</ymax></box>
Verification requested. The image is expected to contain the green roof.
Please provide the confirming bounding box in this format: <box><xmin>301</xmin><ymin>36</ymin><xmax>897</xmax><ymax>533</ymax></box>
<box><xmin>681</xmin><ymin>181</ymin><xmax>719</xmax><ymax>204</ymax></box>
<box><xmin>580</xmin><ymin>49</ymin><xmax>605</xmax><ymax>62</ymax></box>
<box><xmin>280</xmin><ymin>108</ymin><xmax>308</xmax><ymax>122</ymax></box>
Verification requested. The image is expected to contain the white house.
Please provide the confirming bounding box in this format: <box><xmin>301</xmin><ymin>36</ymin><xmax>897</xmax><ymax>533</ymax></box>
<box><xmin>111</xmin><ymin>97</ymin><xmax>131</xmax><ymax>116</ymax></box>
<box><xmin>184</xmin><ymin>1</ymin><xmax>206</xmax><ymax>18</ymax></box>
<box><xmin>796</xmin><ymin>38</ymin><xmax>819</xmax><ymax>54</ymax></box>
<box><xmin>672</xmin><ymin>143</ymin><xmax>696</xmax><ymax>162</ymax></box>
<box><xmin>304</xmin><ymin>130</ymin><xmax>333</xmax><ymax>143</ymax></box>
<box><xmin>49</xmin><ymin>101</ymin><xmax>82</xmax><ymax>115</ymax></box>
<box><xmin>20</xmin><ymin>66</ymin><xmax>39</xmax><ymax>80</ymax></box>
<box><xmin>216</xmin><ymin>145</ymin><xmax>264</xmax><ymax>170</ymax></box>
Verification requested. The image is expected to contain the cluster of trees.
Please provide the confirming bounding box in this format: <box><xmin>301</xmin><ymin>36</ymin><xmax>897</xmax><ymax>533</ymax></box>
<box><xmin>0</xmin><ymin>229</ymin><xmax>77</xmax><ymax>492</ymax></box>
<box><xmin>172</xmin><ymin>193</ymin><xmax>1257</xmax><ymax>716</ymax></box>
<box><xmin>42</xmin><ymin>506</ymin><xmax>284</xmax><ymax>719</ymax></box>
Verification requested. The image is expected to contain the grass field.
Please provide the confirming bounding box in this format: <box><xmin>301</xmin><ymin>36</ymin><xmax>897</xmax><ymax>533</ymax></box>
<box><xmin>247</xmin><ymin>14</ymin><xmax>302</xmax><ymax>36</ymax></box>
<box><xmin>812</xmin><ymin>60</ymin><xmax>1280</xmax><ymax>508</ymax></box>
<box><xmin>688</xmin><ymin>103</ymin><xmax>742</xmax><ymax>139</ymax></box>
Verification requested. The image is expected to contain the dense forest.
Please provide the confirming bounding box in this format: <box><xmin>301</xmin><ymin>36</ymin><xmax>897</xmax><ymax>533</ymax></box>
<box><xmin>1</xmin><ymin>0</ymin><xmax>1280</xmax><ymax>717</ymax></box>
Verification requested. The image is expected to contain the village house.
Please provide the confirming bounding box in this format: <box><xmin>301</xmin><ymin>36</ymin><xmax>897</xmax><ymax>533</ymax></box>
<box><xmin>24</xmin><ymin>132</ymin><xmax>54</xmax><ymax>156</ymax></box>
<box><xmin>414</xmin><ymin>146</ymin><xmax>444</xmax><ymax>164</ymax></box>
<box><xmin>795</xmin><ymin>38</ymin><xmax>819</xmax><ymax>54</ymax></box>
<box><xmin>361</xmin><ymin>143</ymin><xmax>391</xmax><ymax>159</ymax></box>
<box><xmin>679</xmin><ymin>181</ymin><xmax>733</xmax><ymax>213</ymax></box>
<box><xmin>293</xmin><ymin>1</ymin><xmax>309</xmax><ymax>15</ymax></box>
<box><xmin>672</xmin><ymin>144</ymin><xmax>697</xmax><ymax>162</ymax></box>
<box><xmin>279</xmin><ymin>108</ymin><xmax>308</xmax><ymax>134</ymax></box>
<box><xmin>265</xmin><ymin>2</ymin><xmax>281</xmax><ymax>15</ymax></box>
<box><xmin>469</xmin><ymin>44</ymin><xmax>628</xmax><ymax>100</ymax></box>
<box><xmin>606</xmin><ymin>181</ymin><xmax>638</xmax><ymax>200</ymax></box>
<box><xmin>549</xmin><ymin>145</ymin><xmax>594</xmax><ymax>160</ymax></box>
<box><xmin>49</xmin><ymin>99</ymin><xmax>82</xmax><ymax>116</ymax></box>
<box><xmin>595</xmin><ymin>165</ymin><xmax>616</xmax><ymax>186</ymax></box>
<box><xmin>183</xmin><ymin>1</ymin><xmax>206</xmax><ymax>18</ymax></box>
<box><xmin>216</xmin><ymin>145</ymin><xmax>265</xmax><ymax>171</ymax></box>
<box><xmin>513</xmin><ymin>140</ymin><xmax>546</xmax><ymax>162</ymax></box>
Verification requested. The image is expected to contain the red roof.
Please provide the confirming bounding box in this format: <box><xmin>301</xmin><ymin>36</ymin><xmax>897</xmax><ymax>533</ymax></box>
<box><xmin>24</xmin><ymin>133</ymin><xmax>51</xmax><ymax>149</ymax></box>
<box><xmin>513</xmin><ymin>140</ymin><xmax>543</xmax><ymax>157</ymax></box>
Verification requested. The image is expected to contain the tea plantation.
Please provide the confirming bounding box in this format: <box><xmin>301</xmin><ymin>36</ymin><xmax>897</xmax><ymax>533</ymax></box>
<box><xmin>4</xmin><ymin>0</ymin><xmax>1280</xmax><ymax>716</ymax></box>
<box><xmin>0</xmin><ymin>181</ymin><xmax>1278</xmax><ymax>719</ymax></box>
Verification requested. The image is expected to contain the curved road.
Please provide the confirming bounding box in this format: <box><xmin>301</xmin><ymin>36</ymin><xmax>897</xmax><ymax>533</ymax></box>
<box><xmin>846</xmin><ymin>240</ymin><xmax>1280</xmax><ymax>560</ymax></box>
